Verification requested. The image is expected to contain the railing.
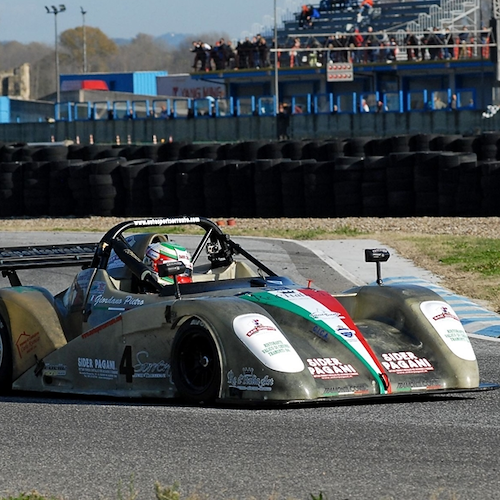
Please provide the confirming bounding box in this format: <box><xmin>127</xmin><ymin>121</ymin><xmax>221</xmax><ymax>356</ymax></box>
<box><xmin>193</xmin><ymin>27</ymin><xmax>494</xmax><ymax>71</ymax></box>
<box><xmin>54</xmin><ymin>87</ymin><xmax>477</xmax><ymax>122</ymax></box>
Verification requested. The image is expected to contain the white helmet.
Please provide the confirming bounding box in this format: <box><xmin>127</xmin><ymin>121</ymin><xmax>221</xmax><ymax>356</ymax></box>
<box><xmin>143</xmin><ymin>241</ymin><xmax>193</xmax><ymax>284</ymax></box>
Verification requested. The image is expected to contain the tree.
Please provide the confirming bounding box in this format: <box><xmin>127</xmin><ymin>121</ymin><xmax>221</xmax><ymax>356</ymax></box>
<box><xmin>59</xmin><ymin>26</ymin><xmax>118</xmax><ymax>73</ymax></box>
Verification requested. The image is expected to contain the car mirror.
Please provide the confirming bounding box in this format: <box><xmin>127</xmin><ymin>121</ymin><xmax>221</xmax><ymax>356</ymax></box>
<box><xmin>364</xmin><ymin>248</ymin><xmax>390</xmax><ymax>286</ymax></box>
<box><xmin>158</xmin><ymin>261</ymin><xmax>187</xmax><ymax>278</ymax></box>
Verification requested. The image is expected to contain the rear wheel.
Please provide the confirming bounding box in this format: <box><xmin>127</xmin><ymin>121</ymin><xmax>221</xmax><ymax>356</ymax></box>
<box><xmin>0</xmin><ymin>315</ymin><xmax>12</xmax><ymax>393</ymax></box>
<box><xmin>171</xmin><ymin>323</ymin><xmax>221</xmax><ymax>403</ymax></box>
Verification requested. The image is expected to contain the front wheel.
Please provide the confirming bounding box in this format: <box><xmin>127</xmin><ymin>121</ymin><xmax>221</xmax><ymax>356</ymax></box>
<box><xmin>0</xmin><ymin>315</ymin><xmax>13</xmax><ymax>393</ymax></box>
<box><xmin>171</xmin><ymin>323</ymin><xmax>221</xmax><ymax>403</ymax></box>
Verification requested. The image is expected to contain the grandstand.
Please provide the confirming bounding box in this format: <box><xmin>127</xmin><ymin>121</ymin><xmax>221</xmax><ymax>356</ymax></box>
<box><xmin>272</xmin><ymin>0</ymin><xmax>483</xmax><ymax>45</ymax></box>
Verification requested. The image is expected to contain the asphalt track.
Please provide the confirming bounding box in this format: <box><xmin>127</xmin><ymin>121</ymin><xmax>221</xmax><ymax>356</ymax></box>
<box><xmin>0</xmin><ymin>232</ymin><xmax>499</xmax><ymax>500</ymax></box>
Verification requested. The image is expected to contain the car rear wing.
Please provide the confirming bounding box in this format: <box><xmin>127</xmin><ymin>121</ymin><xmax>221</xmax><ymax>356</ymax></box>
<box><xmin>0</xmin><ymin>243</ymin><xmax>97</xmax><ymax>286</ymax></box>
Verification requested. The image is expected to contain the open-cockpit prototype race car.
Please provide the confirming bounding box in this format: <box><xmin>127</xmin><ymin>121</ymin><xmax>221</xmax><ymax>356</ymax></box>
<box><xmin>0</xmin><ymin>216</ymin><xmax>495</xmax><ymax>404</ymax></box>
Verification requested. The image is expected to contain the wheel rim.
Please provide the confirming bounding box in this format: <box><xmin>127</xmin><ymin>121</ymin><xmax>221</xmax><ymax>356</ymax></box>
<box><xmin>0</xmin><ymin>334</ymin><xmax>3</xmax><ymax>367</ymax></box>
<box><xmin>178</xmin><ymin>331</ymin><xmax>217</xmax><ymax>395</ymax></box>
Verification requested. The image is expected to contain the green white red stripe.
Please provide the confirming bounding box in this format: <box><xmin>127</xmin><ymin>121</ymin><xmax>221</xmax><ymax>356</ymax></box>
<box><xmin>241</xmin><ymin>288</ymin><xmax>391</xmax><ymax>394</ymax></box>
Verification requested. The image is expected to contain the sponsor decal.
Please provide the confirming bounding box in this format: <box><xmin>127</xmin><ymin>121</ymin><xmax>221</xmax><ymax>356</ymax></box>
<box><xmin>227</xmin><ymin>367</ymin><xmax>274</xmax><ymax>391</ymax></box>
<box><xmin>240</xmin><ymin>289</ymin><xmax>390</xmax><ymax>394</ymax></box>
<box><xmin>336</xmin><ymin>326</ymin><xmax>354</xmax><ymax>338</ymax></box>
<box><xmin>90</xmin><ymin>294</ymin><xmax>145</xmax><ymax>310</ymax></box>
<box><xmin>15</xmin><ymin>331</ymin><xmax>40</xmax><ymax>359</ymax></box>
<box><xmin>82</xmin><ymin>315</ymin><xmax>122</xmax><ymax>340</ymax></box>
<box><xmin>233</xmin><ymin>314</ymin><xmax>304</xmax><ymax>373</ymax></box>
<box><xmin>134</xmin><ymin>216</ymin><xmax>200</xmax><ymax>227</ymax></box>
<box><xmin>261</xmin><ymin>340</ymin><xmax>292</xmax><ymax>356</ymax></box>
<box><xmin>381</xmin><ymin>352</ymin><xmax>434</xmax><ymax>374</ymax></box>
<box><xmin>77</xmin><ymin>357</ymin><xmax>118</xmax><ymax>380</ymax></box>
<box><xmin>90</xmin><ymin>281</ymin><xmax>106</xmax><ymax>294</ymax></box>
<box><xmin>43</xmin><ymin>363</ymin><xmax>67</xmax><ymax>377</ymax></box>
<box><xmin>420</xmin><ymin>301</ymin><xmax>476</xmax><ymax>361</ymax></box>
<box><xmin>396</xmin><ymin>380</ymin><xmax>443</xmax><ymax>392</ymax></box>
<box><xmin>311</xmin><ymin>324</ymin><xmax>329</xmax><ymax>342</ymax></box>
<box><xmin>323</xmin><ymin>384</ymin><xmax>370</xmax><ymax>396</ymax></box>
<box><xmin>133</xmin><ymin>351</ymin><xmax>172</xmax><ymax>380</ymax></box>
<box><xmin>245</xmin><ymin>318</ymin><xmax>277</xmax><ymax>337</ymax></box>
<box><xmin>432</xmin><ymin>306</ymin><xmax>460</xmax><ymax>322</ymax></box>
<box><xmin>307</xmin><ymin>357</ymin><xmax>359</xmax><ymax>379</ymax></box>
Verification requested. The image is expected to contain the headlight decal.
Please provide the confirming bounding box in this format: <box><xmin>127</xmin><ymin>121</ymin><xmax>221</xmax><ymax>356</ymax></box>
<box><xmin>420</xmin><ymin>301</ymin><xmax>476</xmax><ymax>361</ymax></box>
<box><xmin>232</xmin><ymin>313</ymin><xmax>305</xmax><ymax>373</ymax></box>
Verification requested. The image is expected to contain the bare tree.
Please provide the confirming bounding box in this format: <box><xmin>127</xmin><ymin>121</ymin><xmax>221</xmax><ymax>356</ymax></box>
<box><xmin>59</xmin><ymin>26</ymin><xmax>118</xmax><ymax>73</ymax></box>
<box><xmin>109</xmin><ymin>34</ymin><xmax>174</xmax><ymax>72</ymax></box>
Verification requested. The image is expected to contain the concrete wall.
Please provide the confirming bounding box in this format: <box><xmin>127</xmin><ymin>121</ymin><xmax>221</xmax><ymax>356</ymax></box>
<box><xmin>0</xmin><ymin>110</ymin><xmax>493</xmax><ymax>144</ymax></box>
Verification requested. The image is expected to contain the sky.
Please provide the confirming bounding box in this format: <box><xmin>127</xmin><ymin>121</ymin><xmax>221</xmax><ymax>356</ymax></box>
<box><xmin>0</xmin><ymin>0</ymin><xmax>304</xmax><ymax>45</ymax></box>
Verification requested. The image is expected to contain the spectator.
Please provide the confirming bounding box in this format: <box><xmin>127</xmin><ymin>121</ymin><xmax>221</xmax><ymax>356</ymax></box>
<box><xmin>349</xmin><ymin>28</ymin><xmax>364</xmax><ymax>63</ymax></box>
<box><xmin>124</xmin><ymin>108</ymin><xmax>134</xmax><ymax>119</ymax></box>
<box><xmin>324</xmin><ymin>34</ymin><xmax>336</xmax><ymax>62</ymax></box>
<box><xmin>459</xmin><ymin>26</ymin><xmax>470</xmax><ymax>59</ymax></box>
<box><xmin>191</xmin><ymin>41</ymin><xmax>207</xmax><ymax>71</ymax></box>
<box><xmin>277</xmin><ymin>102</ymin><xmax>290</xmax><ymax>140</ymax></box>
<box><xmin>361</xmin><ymin>98</ymin><xmax>370</xmax><ymax>112</ymax></box>
<box><xmin>159</xmin><ymin>106</ymin><xmax>170</xmax><ymax>119</ymax></box>
<box><xmin>299</xmin><ymin>4</ymin><xmax>311</xmax><ymax>28</ymax></box>
<box><xmin>405</xmin><ymin>29</ymin><xmax>419</xmax><ymax>61</ymax></box>
<box><xmin>363</xmin><ymin>26</ymin><xmax>379</xmax><ymax>62</ymax></box>
<box><xmin>307</xmin><ymin>36</ymin><xmax>322</xmax><ymax>66</ymax></box>
<box><xmin>443</xmin><ymin>28</ymin><xmax>453</xmax><ymax>59</ymax></box>
<box><xmin>433</xmin><ymin>95</ymin><xmax>447</xmax><ymax>109</ymax></box>
<box><xmin>376</xmin><ymin>100</ymin><xmax>387</xmax><ymax>112</ymax></box>
<box><xmin>225</xmin><ymin>40</ymin><xmax>237</xmax><ymax>69</ymax></box>
<box><xmin>449</xmin><ymin>93</ymin><xmax>458</xmax><ymax>110</ymax></box>
<box><xmin>252</xmin><ymin>35</ymin><xmax>261</xmax><ymax>68</ymax></box>
<box><xmin>258</xmin><ymin>37</ymin><xmax>270</xmax><ymax>68</ymax></box>
<box><xmin>290</xmin><ymin>37</ymin><xmax>302</xmax><ymax>67</ymax></box>
<box><xmin>425</xmin><ymin>28</ymin><xmax>443</xmax><ymax>60</ymax></box>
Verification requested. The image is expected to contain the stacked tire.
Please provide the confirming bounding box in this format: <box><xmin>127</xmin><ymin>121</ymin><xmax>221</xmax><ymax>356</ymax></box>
<box><xmin>0</xmin><ymin>162</ymin><xmax>23</xmax><ymax>216</ymax></box>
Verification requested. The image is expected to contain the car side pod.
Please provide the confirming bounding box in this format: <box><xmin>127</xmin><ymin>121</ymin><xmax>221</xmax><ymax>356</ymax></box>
<box><xmin>365</xmin><ymin>248</ymin><xmax>390</xmax><ymax>286</ymax></box>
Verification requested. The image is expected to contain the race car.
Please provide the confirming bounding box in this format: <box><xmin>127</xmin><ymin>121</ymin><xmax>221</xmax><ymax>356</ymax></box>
<box><xmin>0</xmin><ymin>216</ymin><xmax>494</xmax><ymax>404</ymax></box>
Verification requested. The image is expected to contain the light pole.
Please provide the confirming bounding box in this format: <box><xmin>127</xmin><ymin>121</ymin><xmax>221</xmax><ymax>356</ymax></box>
<box><xmin>45</xmin><ymin>4</ymin><xmax>66</xmax><ymax>104</ymax></box>
<box><xmin>273</xmin><ymin>0</ymin><xmax>279</xmax><ymax>112</ymax></box>
<box><xmin>81</xmin><ymin>7</ymin><xmax>87</xmax><ymax>73</ymax></box>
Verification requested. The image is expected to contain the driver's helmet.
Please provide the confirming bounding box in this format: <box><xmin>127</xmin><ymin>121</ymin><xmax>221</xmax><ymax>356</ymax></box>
<box><xmin>143</xmin><ymin>241</ymin><xmax>193</xmax><ymax>284</ymax></box>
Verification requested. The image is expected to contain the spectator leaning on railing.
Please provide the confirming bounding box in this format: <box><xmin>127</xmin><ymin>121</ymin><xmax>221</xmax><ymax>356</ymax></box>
<box><xmin>190</xmin><ymin>24</ymin><xmax>487</xmax><ymax>72</ymax></box>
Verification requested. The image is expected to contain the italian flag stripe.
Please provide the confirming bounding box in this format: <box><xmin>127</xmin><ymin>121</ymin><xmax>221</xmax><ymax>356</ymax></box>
<box><xmin>241</xmin><ymin>289</ymin><xmax>389</xmax><ymax>394</ymax></box>
<box><xmin>299</xmin><ymin>288</ymin><xmax>391</xmax><ymax>392</ymax></box>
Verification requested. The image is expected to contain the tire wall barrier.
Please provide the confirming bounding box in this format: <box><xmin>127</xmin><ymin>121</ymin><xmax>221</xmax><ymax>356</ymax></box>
<box><xmin>1</xmin><ymin>133</ymin><xmax>500</xmax><ymax>219</ymax></box>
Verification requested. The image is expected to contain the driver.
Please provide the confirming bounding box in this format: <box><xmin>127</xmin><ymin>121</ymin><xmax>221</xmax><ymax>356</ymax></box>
<box><xmin>142</xmin><ymin>241</ymin><xmax>193</xmax><ymax>285</ymax></box>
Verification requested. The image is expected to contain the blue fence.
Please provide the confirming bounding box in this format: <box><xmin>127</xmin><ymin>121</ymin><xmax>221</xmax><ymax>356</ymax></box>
<box><xmin>54</xmin><ymin>87</ymin><xmax>477</xmax><ymax>122</ymax></box>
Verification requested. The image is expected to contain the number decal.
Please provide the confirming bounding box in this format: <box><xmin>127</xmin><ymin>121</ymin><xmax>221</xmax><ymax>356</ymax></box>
<box><xmin>119</xmin><ymin>345</ymin><xmax>135</xmax><ymax>383</ymax></box>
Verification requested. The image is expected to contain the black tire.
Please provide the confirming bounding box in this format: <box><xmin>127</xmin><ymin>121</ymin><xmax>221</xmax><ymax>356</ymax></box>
<box><xmin>0</xmin><ymin>315</ymin><xmax>12</xmax><ymax>393</ymax></box>
<box><xmin>171</xmin><ymin>323</ymin><xmax>221</xmax><ymax>403</ymax></box>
